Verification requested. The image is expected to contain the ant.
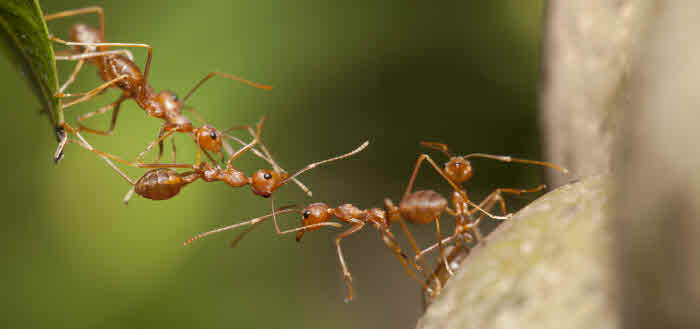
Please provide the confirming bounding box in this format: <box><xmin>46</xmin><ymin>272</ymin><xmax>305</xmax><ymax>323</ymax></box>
<box><xmin>185</xmin><ymin>199</ymin><xmax>433</xmax><ymax>303</ymax></box>
<box><xmin>68</xmin><ymin>118</ymin><xmax>368</xmax><ymax>203</ymax></box>
<box><xmin>391</xmin><ymin>142</ymin><xmax>568</xmax><ymax>275</ymax></box>
<box><xmin>423</xmin><ymin>244</ymin><xmax>469</xmax><ymax>308</ymax></box>
<box><xmin>44</xmin><ymin>6</ymin><xmax>271</xmax><ymax>163</ymax></box>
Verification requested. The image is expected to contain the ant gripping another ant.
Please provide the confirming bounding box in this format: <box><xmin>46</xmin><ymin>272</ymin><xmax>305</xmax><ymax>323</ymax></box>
<box><xmin>185</xmin><ymin>199</ymin><xmax>434</xmax><ymax>303</ymax></box>
<box><xmin>183</xmin><ymin>143</ymin><xmax>568</xmax><ymax>302</ymax></box>
<box><xmin>44</xmin><ymin>6</ymin><xmax>271</xmax><ymax>164</ymax></box>
<box><xmin>68</xmin><ymin>117</ymin><xmax>369</xmax><ymax>203</ymax></box>
<box><xmin>391</xmin><ymin>141</ymin><xmax>568</xmax><ymax>276</ymax></box>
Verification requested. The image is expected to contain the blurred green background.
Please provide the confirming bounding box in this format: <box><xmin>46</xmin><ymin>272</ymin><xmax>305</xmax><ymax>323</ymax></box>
<box><xmin>0</xmin><ymin>1</ymin><xmax>546</xmax><ymax>328</ymax></box>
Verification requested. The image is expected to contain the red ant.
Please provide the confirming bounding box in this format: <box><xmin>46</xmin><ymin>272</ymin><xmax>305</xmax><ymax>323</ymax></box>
<box><xmin>45</xmin><ymin>7</ymin><xmax>271</xmax><ymax>163</ymax></box>
<box><xmin>423</xmin><ymin>244</ymin><xmax>469</xmax><ymax>308</ymax></box>
<box><xmin>68</xmin><ymin>118</ymin><xmax>368</xmax><ymax>203</ymax></box>
<box><xmin>391</xmin><ymin>142</ymin><xmax>568</xmax><ymax>275</ymax></box>
<box><xmin>184</xmin><ymin>199</ymin><xmax>433</xmax><ymax>303</ymax></box>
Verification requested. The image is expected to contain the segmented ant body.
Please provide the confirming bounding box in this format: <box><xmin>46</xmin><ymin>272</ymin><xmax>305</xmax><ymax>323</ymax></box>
<box><xmin>394</xmin><ymin>142</ymin><xmax>567</xmax><ymax>274</ymax></box>
<box><xmin>423</xmin><ymin>244</ymin><xmax>469</xmax><ymax>308</ymax></box>
<box><xmin>69</xmin><ymin>116</ymin><xmax>368</xmax><ymax>203</ymax></box>
<box><xmin>45</xmin><ymin>7</ymin><xmax>271</xmax><ymax>162</ymax></box>
<box><xmin>185</xmin><ymin>199</ymin><xmax>430</xmax><ymax>303</ymax></box>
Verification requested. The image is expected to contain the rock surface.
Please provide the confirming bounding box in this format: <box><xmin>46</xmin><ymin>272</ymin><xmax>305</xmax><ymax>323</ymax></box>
<box><xmin>416</xmin><ymin>175</ymin><xmax>616</xmax><ymax>329</ymax></box>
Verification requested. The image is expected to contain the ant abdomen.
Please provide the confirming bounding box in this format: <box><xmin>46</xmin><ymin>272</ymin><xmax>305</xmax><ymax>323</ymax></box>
<box><xmin>133</xmin><ymin>168</ymin><xmax>195</xmax><ymax>200</ymax></box>
<box><xmin>399</xmin><ymin>190</ymin><xmax>448</xmax><ymax>224</ymax></box>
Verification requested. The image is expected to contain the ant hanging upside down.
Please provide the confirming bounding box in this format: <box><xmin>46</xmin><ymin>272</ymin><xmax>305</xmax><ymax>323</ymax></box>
<box><xmin>45</xmin><ymin>6</ymin><xmax>271</xmax><ymax>165</ymax></box>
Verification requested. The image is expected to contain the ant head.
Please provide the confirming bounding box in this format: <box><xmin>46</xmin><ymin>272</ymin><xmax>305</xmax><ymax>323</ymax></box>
<box><xmin>250</xmin><ymin>169</ymin><xmax>286</xmax><ymax>198</ymax></box>
<box><xmin>443</xmin><ymin>156</ymin><xmax>473</xmax><ymax>185</ymax></box>
<box><xmin>297</xmin><ymin>203</ymin><xmax>332</xmax><ymax>242</ymax></box>
<box><xmin>194</xmin><ymin>125</ymin><xmax>223</xmax><ymax>153</ymax></box>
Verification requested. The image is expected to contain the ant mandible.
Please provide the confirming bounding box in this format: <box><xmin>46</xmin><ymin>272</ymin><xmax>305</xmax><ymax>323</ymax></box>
<box><xmin>45</xmin><ymin>7</ymin><xmax>271</xmax><ymax>163</ymax></box>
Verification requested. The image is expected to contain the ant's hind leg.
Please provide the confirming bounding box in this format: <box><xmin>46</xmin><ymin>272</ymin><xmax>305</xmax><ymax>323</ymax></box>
<box><xmin>44</xmin><ymin>6</ymin><xmax>105</xmax><ymax>39</ymax></box>
<box><xmin>77</xmin><ymin>94</ymin><xmax>128</xmax><ymax>136</ymax></box>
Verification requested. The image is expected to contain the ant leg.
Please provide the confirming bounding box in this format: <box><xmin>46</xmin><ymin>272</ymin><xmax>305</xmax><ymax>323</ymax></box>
<box><xmin>123</xmin><ymin>188</ymin><xmax>136</xmax><ymax>205</ymax></box>
<box><xmin>182</xmin><ymin>72</ymin><xmax>272</xmax><ymax>102</ymax></box>
<box><xmin>77</xmin><ymin>94</ymin><xmax>128</xmax><ymax>135</ymax></box>
<box><xmin>60</xmin><ymin>75</ymin><xmax>129</xmax><ymax>109</ymax></box>
<box><xmin>405</xmin><ymin>154</ymin><xmax>510</xmax><ymax>220</ymax></box>
<box><xmin>55</xmin><ymin>49</ymin><xmax>134</xmax><ymax>62</ymax></box>
<box><xmin>380</xmin><ymin>230</ymin><xmax>434</xmax><ymax>293</ymax></box>
<box><xmin>67</xmin><ymin>138</ymin><xmax>193</xmax><ymax>170</ymax></box>
<box><xmin>435</xmin><ymin>217</ymin><xmax>454</xmax><ymax>276</ymax></box>
<box><xmin>56</xmin><ymin>48</ymin><xmax>89</xmax><ymax>94</ymax></box>
<box><xmin>137</xmin><ymin>130</ymin><xmax>177</xmax><ymax>165</ymax></box>
<box><xmin>335</xmin><ymin>222</ymin><xmax>365</xmax><ymax>303</ymax></box>
<box><xmin>171</xmin><ymin>139</ymin><xmax>177</xmax><ymax>163</ymax></box>
<box><xmin>396</xmin><ymin>217</ymin><xmax>434</xmax><ymax>280</ymax></box>
<box><xmin>59</xmin><ymin>123</ymin><xmax>136</xmax><ymax>183</ymax></box>
<box><xmin>45</xmin><ymin>6</ymin><xmax>105</xmax><ymax>39</ymax></box>
<box><xmin>415</xmin><ymin>234</ymin><xmax>460</xmax><ymax>260</ymax></box>
<box><xmin>157</xmin><ymin>128</ymin><xmax>168</xmax><ymax>162</ymax></box>
<box><xmin>469</xmin><ymin>185</ymin><xmax>547</xmax><ymax>222</ymax></box>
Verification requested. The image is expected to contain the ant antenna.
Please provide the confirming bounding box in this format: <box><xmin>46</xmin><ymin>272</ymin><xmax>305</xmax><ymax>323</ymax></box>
<box><xmin>184</xmin><ymin>207</ymin><xmax>342</xmax><ymax>246</ymax></box>
<box><xmin>229</xmin><ymin>204</ymin><xmax>301</xmax><ymax>248</ymax></box>
<box><xmin>184</xmin><ymin>208</ymin><xmax>300</xmax><ymax>246</ymax></box>
<box><xmin>463</xmin><ymin>153</ymin><xmax>569</xmax><ymax>174</ymax></box>
<box><xmin>420</xmin><ymin>141</ymin><xmax>454</xmax><ymax>158</ymax></box>
<box><xmin>183</xmin><ymin>72</ymin><xmax>272</xmax><ymax>102</ymax></box>
<box><xmin>282</xmin><ymin>141</ymin><xmax>370</xmax><ymax>185</ymax></box>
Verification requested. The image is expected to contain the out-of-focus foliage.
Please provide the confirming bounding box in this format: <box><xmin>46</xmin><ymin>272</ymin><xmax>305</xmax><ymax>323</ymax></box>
<box><xmin>0</xmin><ymin>1</ymin><xmax>545</xmax><ymax>329</ymax></box>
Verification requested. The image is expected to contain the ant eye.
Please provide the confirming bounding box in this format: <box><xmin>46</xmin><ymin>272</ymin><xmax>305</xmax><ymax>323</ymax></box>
<box><xmin>209</xmin><ymin>131</ymin><xmax>217</xmax><ymax>140</ymax></box>
<box><xmin>303</xmin><ymin>210</ymin><xmax>311</xmax><ymax>219</ymax></box>
<box><xmin>264</xmin><ymin>173</ymin><xmax>272</xmax><ymax>180</ymax></box>
<box><xmin>172</xmin><ymin>94</ymin><xmax>179</xmax><ymax>102</ymax></box>
<box><xmin>443</xmin><ymin>163</ymin><xmax>447</xmax><ymax>169</ymax></box>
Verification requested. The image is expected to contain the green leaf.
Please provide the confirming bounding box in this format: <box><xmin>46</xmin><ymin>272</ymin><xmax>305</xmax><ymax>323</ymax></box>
<box><xmin>0</xmin><ymin>0</ymin><xmax>63</xmax><ymax>144</ymax></box>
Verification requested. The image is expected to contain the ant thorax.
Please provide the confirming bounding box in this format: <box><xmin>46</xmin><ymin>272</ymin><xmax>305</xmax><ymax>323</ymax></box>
<box><xmin>333</xmin><ymin>204</ymin><xmax>363</xmax><ymax>223</ymax></box>
<box><xmin>365</xmin><ymin>208</ymin><xmax>389</xmax><ymax>230</ymax></box>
